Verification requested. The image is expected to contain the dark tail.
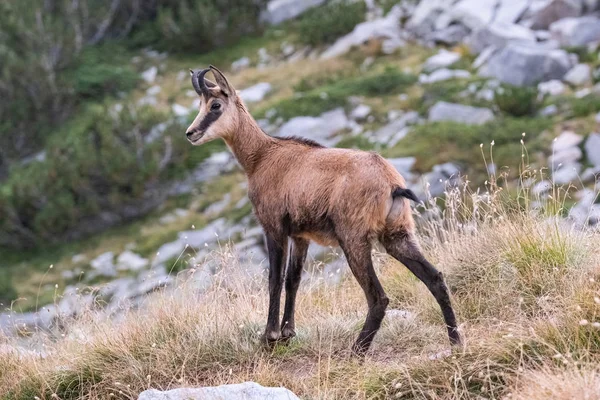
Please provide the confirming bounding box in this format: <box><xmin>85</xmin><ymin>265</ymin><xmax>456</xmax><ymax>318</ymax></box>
<box><xmin>392</xmin><ymin>187</ymin><xmax>420</xmax><ymax>203</ymax></box>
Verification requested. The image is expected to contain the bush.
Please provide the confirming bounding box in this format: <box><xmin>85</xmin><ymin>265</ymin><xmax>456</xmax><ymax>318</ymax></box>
<box><xmin>296</xmin><ymin>0</ymin><xmax>366</xmax><ymax>46</ymax></box>
<box><xmin>569</xmin><ymin>94</ymin><xmax>600</xmax><ymax>117</ymax></box>
<box><xmin>154</xmin><ymin>0</ymin><xmax>267</xmax><ymax>53</ymax></box>
<box><xmin>0</xmin><ymin>268</ymin><xmax>17</xmax><ymax>306</ymax></box>
<box><xmin>494</xmin><ymin>85</ymin><xmax>542</xmax><ymax>117</ymax></box>
<box><xmin>0</xmin><ymin>103</ymin><xmax>215</xmax><ymax>249</ymax></box>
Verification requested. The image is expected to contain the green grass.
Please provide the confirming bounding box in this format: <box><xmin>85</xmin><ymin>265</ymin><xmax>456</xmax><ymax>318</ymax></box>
<box><xmin>295</xmin><ymin>0</ymin><xmax>366</xmax><ymax>46</ymax></box>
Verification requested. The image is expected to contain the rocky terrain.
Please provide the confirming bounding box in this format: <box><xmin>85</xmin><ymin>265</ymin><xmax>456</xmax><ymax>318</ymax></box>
<box><xmin>2</xmin><ymin>1</ymin><xmax>600</xmax><ymax>398</ymax></box>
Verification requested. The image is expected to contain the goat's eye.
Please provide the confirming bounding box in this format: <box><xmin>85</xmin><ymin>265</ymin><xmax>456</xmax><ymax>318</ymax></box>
<box><xmin>211</xmin><ymin>102</ymin><xmax>221</xmax><ymax>111</ymax></box>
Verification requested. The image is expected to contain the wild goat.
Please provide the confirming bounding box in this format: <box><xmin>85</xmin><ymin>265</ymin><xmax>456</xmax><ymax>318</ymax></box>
<box><xmin>186</xmin><ymin>66</ymin><xmax>461</xmax><ymax>355</ymax></box>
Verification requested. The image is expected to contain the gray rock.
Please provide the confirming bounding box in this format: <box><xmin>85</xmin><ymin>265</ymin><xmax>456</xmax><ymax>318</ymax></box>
<box><xmin>373</xmin><ymin>111</ymin><xmax>419</xmax><ymax>144</ymax></box>
<box><xmin>538</xmin><ymin>79</ymin><xmax>567</xmax><ymax>96</ymax></box>
<box><xmin>428</xmin><ymin>101</ymin><xmax>495</xmax><ymax>125</ymax></box>
<box><xmin>445</xmin><ymin>0</ymin><xmax>498</xmax><ymax>30</ymax></box>
<box><xmin>550</xmin><ymin>146</ymin><xmax>582</xmax><ymax>168</ymax></box>
<box><xmin>531</xmin><ymin>0</ymin><xmax>583</xmax><ymax>29</ymax></box>
<box><xmin>564</xmin><ymin>63</ymin><xmax>592</xmax><ymax>86</ymax></box>
<box><xmin>430</xmin><ymin>24</ymin><xmax>471</xmax><ymax>45</ymax></box>
<box><xmin>321</xmin><ymin>6</ymin><xmax>403</xmax><ymax>59</ymax></box>
<box><xmin>180</xmin><ymin>218</ymin><xmax>228</xmax><ymax>249</ymax></box>
<box><xmin>407</xmin><ymin>0</ymin><xmax>454</xmax><ymax>35</ymax></box>
<box><xmin>419</xmin><ymin>68</ymin><xmax>471</xmax><ymax>84</ymax></box>
<box><xmin>540</xmin><ymin>104</ymin><xmax>559</xmax><ymax>116</ymax></box>
<box><xmin>423</xmin><ymin>49</ymin><xmax>461</xmax><ymax>73</ymax></box>
<box><xmin>467</xmin><ymin>22</ymin><xmax>536</xmax><ymax>54</ymax></box>
<box><xmin>146</xmin><ymin>85</ymin><xmax>162</xmax><ymax>96</ymax></box>
<box><xmin>276</xmin><ymin>108</ymin><xmax>349</xmax><ymax>146</ymax></box>
<box><xmin>141</xmin><ymin>66</ymin><xmax>158</xmax><ymax>84</ymax></box>
<box><xmin>171</xmin><ymin>104</ymin><xmax>190</xmax><ymax>117</ymax></box>
<box><xmin>231</xmin><ymin>57</ymin><xmax>251</xmax><ymax>72</ymax></box>
<box><xmin>553</xmin><ymin>162</ymin><xmax>582</xmax><ymax>184</ymax></box>
<box><xmin>350</xmin><ymin>104</ymin><xmax>372</xmax><ymax>121</ymax></box>
<box><xmin>585</xmin><ymin>133</ymin><xmax>600</xmax><ymax>167</ymax></box>
<box><xmin>550</xmin><ymin>16</ymin><xmax>600</xmax><ymax>46</ymax></box>
<box><xmin>262</xmin><ymin>0</ymin><xmax>326</xmax><ymax>25</ymax></box>
<box><xmin>116</xmin><ymin>251</ymin><xmax>149</xmax><ymax>272</ymax></box>
<box><xmin>495</xmin><ymin>0</ymin><xmax>531</xmax><ymax>24</ymax></box>
<box><xmin>153</xmin><ymin>241</ymin><xmax>185</xmax><ymax>266</ymax></box>
<box><xmin>138</xmin><ymin>382</ymin><xmax>300</xmax><ymax>400</ymax></box>
<box><xmin>480</xmin><ymin>43</ymin><xmax>573</xmax><ymax>86</ymax></box>
<box><xmin>554</xmin><ymin>130</ymin><xmax>584</xmax><ymax>151</ymax></box>
<box><xmin>596</xmin><ymin>111</ymin><xmax>600</xmax><ymax>124</ymax></box>
<box><xmin>90</xmin><ymin>252</ymin><xmax>117</xmax><ymax>277</ymax></box>
<box><xmin>239</xmin><ymin>82</ymin><xmax>273</xmax><ymax>103</ymax></box>
<box><xmin>422</xmin><ymin>163</ymin><xmax>461</xmax><ymax>197</ymax></box>
<box><xmin>387</xmin><ymin>157</ymin><xmax>416</xmax><ymax>179</ymax></box>
<box><xmin>533</xmin><ymin>180</ymin><xmax>553</xmax><ymax>196</ymax></box>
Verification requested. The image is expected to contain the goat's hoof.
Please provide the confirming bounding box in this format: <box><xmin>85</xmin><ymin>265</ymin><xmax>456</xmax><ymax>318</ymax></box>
<box><xmin>449</xmin><ymin>329</ymin><xmax>462</xmax><ymax>347</ymax></box>
<box><xmin>261</xmin><ymin>330</ymin><xmax>281</xmax><ymax>347</ymax></box>
<box><xmin>280</xmin><ymin>327</ymin><xmax>296</xmax><ymax>341</ymax></box>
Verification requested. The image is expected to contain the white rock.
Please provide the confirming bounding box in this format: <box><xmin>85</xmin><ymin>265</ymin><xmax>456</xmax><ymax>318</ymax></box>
<box><xmin>552</xmin><ymin>163</ymin><xmax>582</xmax><ymax>184</ymax></box>
<box><xmin>387</xmin><ymin>157</ymin><xmax>416</xmax><ymax>178</ymax></box>
<box><xmin>350</xmin><ymin>104</ymin><xmax>372</xmax><ymax>120</ymax></box>
<box><xmin>428</xmin><ymin>101</ymin><xmax>495</xmax><ymax>125</ymax></box>
<box><xmin>262</xmin><ymin>0</ymin><xmax>326</xmax><ymax>25</ymax></box>
<box><xmin>373</xmin><ymin>111</ymin><xmax>419</xmax><ymax>144</ymax></box>
<box><xmin>495</xmin><ymin>0</ymin><xmax>531</xmax><ymax>24</ymax></box>
<box><xmin>153</xmin><ymin>241</ymin><xmax>185</xmax><ymax>266</ymax></box>
<box><xmin>231</xmin><ymin>57</ymin><xmax>251</xmax><ymax>72</ymax></box>
<box><xmin>480</xmin><ymin>43</ymin><xmax>573</xmax><ymax>86</ymax></box>
<box><xmin>180</xmin><ymin>218</ymin><xmax>228</xmax><ymax>249</ymax></box>
<box><xmin>239</xmin><ymin>82</ymin><xmax>273</xmax><ymax>103</ymax></box>
<box><xmin>585</xmin><ymin>133</ymin><xmax>600</xmax><ymax>167</ymax></box>
<box><xmin>423</xmin><ymin>50</ymin><xmax>462</xmax><ymax>72</ymax></box>
<box><xmin>277</xmin><ymin>108</ymin><xmax>349</xmax><ymax>146</ymax></box>
<box><xmin>138</xmin><ymin>382</ymin><xmax>300</xmax><ymax>400</ymax></box>
<box><xmin>564</xmin><ymin>63</ymin><xmax>591</xmax><ymax>86</ymax></box>
<box><xmin>538</xmin><ymin>79</ymin><xmax>567</xmax><ymax>96</ymax></box>
<box><xmin>540</xmin><ymin>104</ymin><xmax>559</xmax><ymax>116</ymax></box>
<box><xmin>172</xmin><ymin>104</ymin><xmax>190</xmax><ymax>117</ymax></box>
<box><xmin>445</xmin><ymin>0</ymin><xmax>498</xmax><ymax>30</ymax></box>
<box><xmin>141</xmin><ymin>66</ymin><xmax>158</xmax><ymax>84</ymax></box>
<box><xmin>549</xmin><ymin>16</ymin><xmax>600</xmax><ymax>46</ymax></box>
<box><xmin>422</xmin><ymin>163</ymin><xmax>461</xmax><ymax>197</ymax></box>
<box><xmin>90</xmin><ymin>252</ymin><xmax>116</xmax><ymax>277</ymax></box>
<box><xmin>467</xmin><ymin>22</ymin><xmax>536</xmax><ymax>54</ymax></box>
<box><xmin>117</xmin><ymin>251</ymin><xmax>149</xmax><ymax>272</ymax></box>
<box><xmin>321</xmin><ymin>6</ymin><xmax>403</xmax><ymax>59</ymax></box>
<box><xmin>146</xmin><ymin>85</ymin><xmax>162</xmax><ymax>96</ymax></box>
<box><xmin>553</xmin><ymin>130</ymin><xmax>583</xmax><ymax>151</ymax></box>
<box><xmin>419</xmin><ymin>68</ymin><xmax>471</xmax><ymax>84</ymax></box>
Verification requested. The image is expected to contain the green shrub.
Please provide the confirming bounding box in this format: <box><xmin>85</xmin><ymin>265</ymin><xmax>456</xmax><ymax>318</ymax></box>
<box><xmin>569</xmin><ymin>95</ymin><xmax>600</xmax><ymax>117</ymax></box>
<box><xmin>412</xmin><ymin>79</ymin><xmax>489</xmax><ymax>114</ymax></box>
<box><xmin>0</xmin><ymin>268</ymin><xmax>17</xmax><ymax>306</ymax></box>
<box><xmin>154</xmin><ymin>0</ymin><xmax>267</xmax><ymax>53</ymax></box>
<box><xmin>296</xmin><ymin>0</ymin><xmax>366</xmax><ymax>46</ymax></box>
<box><xmin>494</xmin><ymin>85</ymin><xmax>542</xmax><ymax>117</ymax></box>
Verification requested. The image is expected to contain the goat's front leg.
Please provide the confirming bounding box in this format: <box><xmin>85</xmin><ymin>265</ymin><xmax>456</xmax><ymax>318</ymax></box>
<box><xmin>263</xmin><ymin>234</ymin><xmax>288</xmax><ymax>345</ymax></box>
<box><xmin>281</xmin><ymin>237</ymin><xmax>309</xmax><ymax>340</ymax></box>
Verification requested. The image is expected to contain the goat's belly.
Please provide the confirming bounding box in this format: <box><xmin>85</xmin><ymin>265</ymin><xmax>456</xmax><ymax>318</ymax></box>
<box><xmin>295</xmin><ymin>231</ymin><xmax>339</xmax><ymax>247</ymax></box>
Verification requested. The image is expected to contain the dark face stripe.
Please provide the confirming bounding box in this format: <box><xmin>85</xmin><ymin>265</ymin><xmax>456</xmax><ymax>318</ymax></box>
<box><xmin>198</xmin><ymin>109</ymin><xmax>222</xmax><ymax>132</ymax></box>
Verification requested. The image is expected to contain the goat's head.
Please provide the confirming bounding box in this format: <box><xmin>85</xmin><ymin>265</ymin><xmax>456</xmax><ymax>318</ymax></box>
<box><xmin>186</xmin><ymin>65</ymin><xmax>239</xmax><ymax>146</ymax></box>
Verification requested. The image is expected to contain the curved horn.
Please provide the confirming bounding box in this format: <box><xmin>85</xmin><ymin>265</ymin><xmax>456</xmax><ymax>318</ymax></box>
<box><xmin>191</xmin><ymin>68</ymin><xmax>210</xmax><ymax>97</ymax></box>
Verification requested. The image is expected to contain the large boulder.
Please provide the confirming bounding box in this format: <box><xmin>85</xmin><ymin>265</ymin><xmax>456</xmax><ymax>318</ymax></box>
<box><xmin>407</xmin><ymin>0</ymin><xmax>455</xmax><ymax>36</ymax></box>
<box><xmin>530</xmin><ymin>0</ymin><xmax>583</xmax><ymax>29</ymax></box>
<box><xmin>262</xmin><ymin>0</ymin><xmax>326</xmax><ymax>25</ymax></box>
<box><xmin>585</xmin><ymin>133</ymin><xmax>600</xmax><ymax>167</ymax></box>
<box><xmin>428</xmin><ymin>101</ymin><xmax>495</xmax><ymax>125</ymax></box>
<box><xmin>467</xmin><ymin>22</ymin><xmax>536</xmax><ymax>54</ymax></box>
<box><xmin>480</xmin><ymin>43</ymin><xmax>573</xmax><ymax>86</ymax></box>
<box><xmin>564</xmin><ymin>64</ymin><xmax>592</xmax><ymax>86</ymax></box>
<box><xmin>138</xmin><ymin>382</ymin><xmax>300</xmax><ymax>400</ymax></box>
<box><xmin>495</xmin><ymin>0</ymin><xmax>531</xmax><ymax>24</ymax></box>
<box><xmin>321</xmin><ymin>6</ymin><xmax>403</xmax><ymax>59</ymax></box>
<box><xmin>444</xmin><ymin>0</ymin><xmax>499</xmax><ymax>30</ymax></box>
<box><xmin>549</xmin><ymin>16</ymin><xmax>600</xmax><ymax>46</ymax></box>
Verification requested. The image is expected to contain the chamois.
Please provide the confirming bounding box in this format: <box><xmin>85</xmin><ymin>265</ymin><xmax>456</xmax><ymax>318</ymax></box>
<box><xmin>186</xmin><ymin>66</ymin><xmax>461</xmax><ymax>356</ymax></box>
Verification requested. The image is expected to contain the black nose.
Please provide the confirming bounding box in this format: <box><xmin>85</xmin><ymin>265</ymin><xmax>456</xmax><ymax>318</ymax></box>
<box><xmin>186</xmin><ymin>130</ymin><xmax>193</xmax><ymax>138</ymax></box>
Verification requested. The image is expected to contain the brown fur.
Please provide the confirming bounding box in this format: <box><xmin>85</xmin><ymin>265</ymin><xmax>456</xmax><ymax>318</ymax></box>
<box><xmin>186</xmin><ymin>66</ymin><xmax>460</xmax><ymax>355</ymax></box>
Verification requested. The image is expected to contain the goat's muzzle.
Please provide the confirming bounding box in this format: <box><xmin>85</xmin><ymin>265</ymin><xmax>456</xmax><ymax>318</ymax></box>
<box><xmin>186</xmin><ymin>129</ymin><xmax>205</xmax><ymax>144</ymax></box>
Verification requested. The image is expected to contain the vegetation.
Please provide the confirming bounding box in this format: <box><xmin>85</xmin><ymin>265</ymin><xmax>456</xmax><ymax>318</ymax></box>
<box><xmin>2</xmin><ymin>184</ymin><xmax>599</xmax><ymax>399</ymax></box>
<box><xmin>494</xmin><ymin>85</ymin><xmax>542</xmax><ymax>117</ymax></box>
<box><xmin>296</xmin><ymin>0</ymin><xmax>366</xmax><ymax>46</ymax></box>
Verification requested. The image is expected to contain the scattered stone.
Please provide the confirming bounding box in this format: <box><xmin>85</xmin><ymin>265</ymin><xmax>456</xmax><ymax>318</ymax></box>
<box><xmin>231</xmin><ymin>57</ymin><xmax>251</xmax><ymax>72</ymax></box>
<box><xmin>564</xmin><ymin>63</ymin><xmax>592</xmax><ymax>86</ymax></box>
<box><xmin>204</xmin><ymin>194</ymin><xmax>231</xmax><ymax>216</ymax></box>
<box><xmin>276</xmin><ymin>108</ymin><xmax>349</xmax><ymax>146</ymax></box>
<box><xmin>350</xmin><ymin>104</ymin><xmax>372</xmax><ymax>121</ymax></box>
<box><xmin>419</xmin><ymin>68</ymin><xmax>471</xmax><ymax>84</ymax></box>
<box><xmin>90</xmin><ymin>252</ymin><xmax>117</xmax><ymax>277</ymax></box>
<box><xmin>495</xmin><ymin>0</ymin><xmax>531</xmax><ymax>24</ymax></box>
<box><xmin>373</xmin><ymin>111</ymin><xmax>419</xmax><ymax>144</ymax></box>
<box><xmin>540</xmin><ymin>104</ymin><xmax>559</xmax><ymax>116</ymax></box>
<box><xmin>423</xmin><ymin>50</ymin><xmax>462</xmax><ymax>72</ymax></box>
<box><xmin>480</xmin><ymin>43</ymin><xmax>573</xmax><ymax>86</ymax></box>
<box><xmin>575</xmin><ymin>88</ymin><xmax>592</xmax><ymax>98</ymax></box>
<box><xmin>321</xmin><ymin>6</ymin><xmax>404</xmax><ymax>59</ymax></box>
<box><xmin>116</xmin><ymin>251</ymin><xmax>149</xmax><ymax>272</ymax></box>
<box><xmin>72</xmin><ymin>254</ymin><xmax>86</xmax><ymax>264</ymax></box>
<box><xmin>538</xmin><ymin>79</ymin><xmax>567</xmax><ymax>96</ymax></box>
<box><xmin>554</xmin><ymin>130</ymin><xmax>584</xmax><ymax>150</ymax></box>
<box><xmin>585</xmin><ymin>133</ymin><xmax>600</xmax><ymax>167</ymax></box>
<box><xmin>531</xmin><ymin>0</ymin><xmax>583</xmax><ymax>30</ymax></box>
<box><xmin>239</xmin><ymin>82</ymin><xmax>273</xmax><ymax>103</ymax></box>
<box><xmin>550</xmin><ymin>16</ymin><xmax>600</xmax><ymax>46</ymax></box>
<box><xmin>533</xmin><ymin>180</ymin><xmax>553</xmax><ymax>196</ymax></box>
<box><xmin>422</xmin><ymin>163</ymin><xmax>461</xmax><ymax>197</ymax></box>
<box><xmin>445</xmin><ymin>0</ymin><xmax>499</xmax><ymax>30</ymax></box>
<box><xmin>553</xmin><ymin>162</ymin><xmax>582</xmax><ymax>184</ymax></box>
<box><xmin>141</xmin><ymin>66</ymin><xmax>158</xmax><ymax>84</ymax></box>
<box><xmin>430</xmin><ymin>24</ymin><xmax>471</xmax><ymax>45</ymax></box>
<box><xmin>387</xmin><ymin>157</ymin><xmax>416</xmax><ymax>180</ymax></box>
<box><xmin>428</xmin><ymin>101</ymin><xmax>495</xmax><ymax>125</ymax></box>
<box><xmin>171</xmin><ymin>104</ymin><xmax>190</xmax><ymax>117</ymax></box>
<box><xmin>262</xmin><ymin>0</ymin><xmax>326</xmax><ymax>25</ymax></box>
<box><xmin>139</xmin><ymin>382</ymin><xmax>300</xmax><ymax>400</ymax></box>
<box><xmin>146</xmin><ymin>85</ymin><xmax>162</xmax><ymax>96</ymax></box>
<box><xmin>467</xmin><ymin>22</ymin><xmax>536</xmax><ymax>54</ymax></box>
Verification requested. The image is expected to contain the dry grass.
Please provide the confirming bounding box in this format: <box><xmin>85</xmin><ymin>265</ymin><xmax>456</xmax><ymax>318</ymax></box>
<box><xmin>2</xmin><ymin>183</ymin><xmax>600</xmax><ymax>400</ymax></box>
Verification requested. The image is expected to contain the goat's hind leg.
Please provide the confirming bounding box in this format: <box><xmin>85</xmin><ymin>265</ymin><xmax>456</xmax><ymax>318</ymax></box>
<box><xmin>281</xmin><ymin>237</ymin><xmax>309</xmax><ymax>340</ymax></box>
<box><xmin>339</xmin><ymin>238</ymin><xmax>389</xmax><ymax>356</ymax></box>
<box><xmin>382</xmin><ymin>232</ymin><xmax>461</xmax><ymax>346</ymax></box>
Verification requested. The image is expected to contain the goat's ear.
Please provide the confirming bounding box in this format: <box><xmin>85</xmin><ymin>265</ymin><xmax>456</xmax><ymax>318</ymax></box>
<box><xmin>210</xmin><ymin>65</ymin><xmax>234</xmax><ymax>97</ymax></box>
